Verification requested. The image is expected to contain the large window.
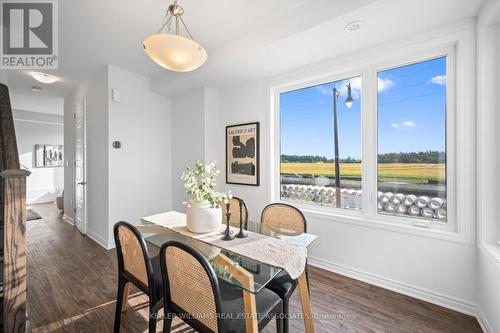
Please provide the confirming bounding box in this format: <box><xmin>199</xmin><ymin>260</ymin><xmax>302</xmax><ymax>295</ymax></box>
<box><xmin>275</xmin><ymin>52</ymin><xmax>455</xmax><ymax>231</ymax></box>
<box><xmin>279</xmin><ymin>76</ymin><xmax>362</xmax><ymax>210</ymax></box>
<box><xmin>270</xmin><ymin>26</ymin><xmax>485</xmax><ymax>239</ymax></box>
<box><xmin>377</xmin><ymin>57</ymin><xmax>447</xmax><ymax>222</ymax></box>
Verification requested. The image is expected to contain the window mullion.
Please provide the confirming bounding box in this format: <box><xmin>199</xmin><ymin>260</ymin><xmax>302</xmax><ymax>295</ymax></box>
<box><xmin>361</xmin><ymin>68</ymin><xmax>377</xmax><ymax>218</ymax></box>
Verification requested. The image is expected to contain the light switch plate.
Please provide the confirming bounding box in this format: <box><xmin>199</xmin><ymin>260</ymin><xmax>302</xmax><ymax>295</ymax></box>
<box><xmin>111</xmin><ymin>88</ymin><xmax>121</xmax><ymax>102</ymax></box>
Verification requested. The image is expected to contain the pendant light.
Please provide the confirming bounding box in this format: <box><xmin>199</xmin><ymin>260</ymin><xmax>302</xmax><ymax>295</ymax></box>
<box><xmin>143</xmin><ymin>0</ymin><xmax>207</xmax><ymax>72</ymax></box>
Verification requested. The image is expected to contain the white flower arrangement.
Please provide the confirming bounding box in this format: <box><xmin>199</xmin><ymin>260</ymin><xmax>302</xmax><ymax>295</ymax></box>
<box><xmin>181</xmin><ymin>160</ymin><xmax>226</xmax><ymax>208</ymax></box>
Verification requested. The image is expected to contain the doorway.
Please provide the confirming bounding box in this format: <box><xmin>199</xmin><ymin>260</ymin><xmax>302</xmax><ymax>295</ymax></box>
<box><xmin>74</xmin><ymin>98</ymin><xmax>87</xmax><ymax>234</ymax></box>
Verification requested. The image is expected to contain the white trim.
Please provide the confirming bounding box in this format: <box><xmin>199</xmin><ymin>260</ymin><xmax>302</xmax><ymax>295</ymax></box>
<box><xmin>107</xmin><ymin>241</ymin><xmax>116</xmax><ymax>250</ymax></box>
<box><xmin>86</xmin><ymin>229</ymin><xmax>113</xmax><ymax>250</ymax></box>
<box><xmin>308</xmin><ymin>256</ymin><xmax>478</xmax><ymax>317</ymax></box>
<box><xmin>13</xmin><ymin>118</ymin><xmax>63</xmax><ymax>126</ymax></box>
<box><xmin>476</xmin><ymin>243</ymin><xmax>500</xmax><ymax>333</ymax></box>
<box><xmin>478</xmin><ymin>243</ymin><xmax>500</xmax><ymax>267</ymax></box>
<box><xmin>476</xmin><ymin>0</ymin><xmax>500</xmax><ymax>247</ymax></box>
<box><xmin>62</xmin><ymin>214</ymin><xmax>74</xmax><ymax>225</ymax></box>
<box><xmin>269</xmin><ymin>23</ymin><xmax>475</xmax><ymax>244</ymax></box>
<box><xmin>372</xmin><ymin>47</ymin><xmax>457</xmax><ymax>235</ymax></box>
<box><xmin>297</xmin><ymin>204</ymin><xmax>469</xmax><ymax>243</ymax></box>
<box><xmin>476</xmin><ymin>307</ymin><xmax>495</xmax><ymax>333</ymax></box>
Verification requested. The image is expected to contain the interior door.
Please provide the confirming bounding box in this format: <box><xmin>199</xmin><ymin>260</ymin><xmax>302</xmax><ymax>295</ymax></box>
<box><xmin>74</xmin><ymin>99</ymin><xmax>87</xmax><ymax>234</ymax></box>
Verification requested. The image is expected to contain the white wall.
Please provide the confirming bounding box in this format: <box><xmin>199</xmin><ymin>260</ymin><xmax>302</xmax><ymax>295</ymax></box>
<box><xmin>476</xmin><ymin>0</ymin><xmax>500</xmax><ymax>332</ymax></box>
<box><xmin>172</xmin><ymin>89</ymin><xmax>205</xmax><ymax>211</ymax></box>
<box><xmin>65</xmin><ymin>67</ymin><xmax>110</xmax><ymax>244</ymax></box>
<box><xmin>190</xmin><ymin>21</ymin><xmax>480</xmax><ymax>316</ymax></box>
<box><xmin>170</xmin><ymin>87</ymin><xmax>222</xmax><ymax>211</ymax></box>
<box><xmin>13</xmin><ymin>110</ymin><xmax>64</xmax><ymax>204</ymax></box>
<box><xmin>204</xmin><ymin>87</ymin><xmax>222</xmax><ymax>165</ymax></box>
<box><xmin>478</xmin><ymin>251</ymin><xmax>500</xmax><ymax>333</ymax></box>
<box><xmin>65</xmin><ymin>65</ymin><xmax>173</xmax><ymax>248</ymax></box>
<box><xmin>216</xmin><ymin>77</ymin><xmax>478</xmax><ymax>311</ymax></box>
<box><xmin>107</xmin><ymin>65</ymin><xmax>173</xmax><ymax>242</ymax></box>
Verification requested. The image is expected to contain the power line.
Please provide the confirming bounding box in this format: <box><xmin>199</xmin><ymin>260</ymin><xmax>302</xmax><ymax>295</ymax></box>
<box><xmin>382</xmin><ymin>79</ymin><xmax>444</xmax><ymax>93</ymax></box>
<box><xmin>378</xmin><ymin>91</ymin><xmax>445</xmax><ymax>106</ymax></box>
<box><xmin>379</xmin><ymin>62</ymin><xmax>444</xmax><ymax>80</ymax></box>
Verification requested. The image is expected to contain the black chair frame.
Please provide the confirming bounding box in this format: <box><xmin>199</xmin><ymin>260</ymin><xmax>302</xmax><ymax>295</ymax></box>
<box><xmin>113</xmin><ymin>221</ymin><xmax>163</xmax><ymax>333</ymax></box>
<box><xmin>261</xmin><ymin>203</ymin><xmax>309</xmax><ymax>333</ymax></box>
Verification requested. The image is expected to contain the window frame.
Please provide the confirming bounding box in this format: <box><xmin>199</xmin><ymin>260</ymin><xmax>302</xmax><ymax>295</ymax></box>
<box><xmin>269</xmin><ymin>40</ymin><xmax>473</xmax><ymax>243</ymax></box>
<box><xmin>271</xmin><ymin>68</ymin><xmax>366</xmax><ymax>219</ymax></box>
<box><xmin>372</xmin><ymin>48</ymin><xmax>456</xmax><ymax>231</ymax></box>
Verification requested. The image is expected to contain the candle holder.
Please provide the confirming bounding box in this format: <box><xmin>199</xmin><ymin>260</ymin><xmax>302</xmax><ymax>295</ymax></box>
<box><xmin>235</xmin><ymin>199</ymin><xmax>247</xmax><ymax>238</ymax></box>
<box><xmin>221</xmin><ymin>201</ymin><xmax>235</xmax><ymax>241</ymax></box>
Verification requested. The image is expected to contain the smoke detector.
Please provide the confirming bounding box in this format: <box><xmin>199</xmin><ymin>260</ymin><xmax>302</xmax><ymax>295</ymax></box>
<box><xmin>344</xmin><ymin>21</ymin><xmax>362</xmax><ymax>33</ymax></box>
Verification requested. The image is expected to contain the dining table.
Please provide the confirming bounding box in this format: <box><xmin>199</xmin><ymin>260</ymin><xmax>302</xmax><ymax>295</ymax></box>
<box><xmin>138</xmin><ymin>211</ymin><xmax>317</xmax><ymax>333</ymax></box>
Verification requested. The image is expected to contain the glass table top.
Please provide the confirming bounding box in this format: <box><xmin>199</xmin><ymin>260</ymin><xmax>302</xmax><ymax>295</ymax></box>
<box><xmin>138</xmin><ymin>219</ymin><xmax>317</xmax><ymax>294</ymax></box>
<box><xmin>245</xmin><ymin>220</ymin><xmax>317</xmax><ymax>248</ymax></box>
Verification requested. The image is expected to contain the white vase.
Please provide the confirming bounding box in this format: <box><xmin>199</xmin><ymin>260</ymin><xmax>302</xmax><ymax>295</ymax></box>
<box><xmin>186</xmin><ymin>201</ymin><xmax>222</xmax><ymax>233</ymax></box>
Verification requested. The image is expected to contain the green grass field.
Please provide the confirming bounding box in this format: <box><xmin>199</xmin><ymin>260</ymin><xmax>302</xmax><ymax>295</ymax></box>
<box><xmin>281</xmin><ymin>162</ymin><xmax>445</xmax><ymax>183</ymax></box>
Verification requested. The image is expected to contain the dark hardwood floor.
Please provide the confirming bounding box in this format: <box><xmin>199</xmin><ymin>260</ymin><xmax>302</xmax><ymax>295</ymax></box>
<box><xmin>27</xmin><ymin>203</ymin><xmax>482</xmax><ymax>333</ymax></box>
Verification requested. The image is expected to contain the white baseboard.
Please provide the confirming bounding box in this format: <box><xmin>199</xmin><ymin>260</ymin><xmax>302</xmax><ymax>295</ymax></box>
<box><xmin>62</xmin><ymin>214</ymin><xmax>74</xmax><ymax>225</ymax></box>
<box><xmin>308</xmin><ymin>256</ymin><xmax>478</xmax><ymax>317</ymax></box>
<box><xmin>107</xmin><ymin>240</ymin><xmax>116</xmax><ymax>250</ymax></box>
<box><xmin>476</xmin><ymin>308</ymin><xmax>495</xmax><ymax>333</ymax></box>
<box><xmin>62</xmin><ymin>216</ymin><xmax>111</xmax><ymax>251</ymax></box>
<box><xmin>86</xmin><ymin>229</ymin><xmax>113</xmax><ymax>250</ymax></box>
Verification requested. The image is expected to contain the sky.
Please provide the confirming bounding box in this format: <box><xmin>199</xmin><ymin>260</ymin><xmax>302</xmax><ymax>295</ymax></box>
<box><xmin>280</xmin><ymin>56</ymin><xmax>447</xmax><ymax>159</ymax></box>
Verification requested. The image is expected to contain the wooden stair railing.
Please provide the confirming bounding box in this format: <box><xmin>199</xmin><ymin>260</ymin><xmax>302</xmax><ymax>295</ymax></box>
<box><xmin>0</xmin><ymin>83</ymin><xmax>30</xmax><ymax>333</ymax></box>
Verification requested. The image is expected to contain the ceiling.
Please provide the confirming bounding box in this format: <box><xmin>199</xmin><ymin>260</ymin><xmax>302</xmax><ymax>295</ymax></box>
<box><xmin>3</xmin><ymin>0</ymin><xmax>484</xmax><ymax>99</ymax></box>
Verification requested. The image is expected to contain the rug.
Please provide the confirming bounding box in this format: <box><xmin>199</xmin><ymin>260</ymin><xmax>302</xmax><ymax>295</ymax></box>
<box><xmin>27</xmin><ymin>208</ymin><xmax>42</xmax><ymax>221</ymax></box>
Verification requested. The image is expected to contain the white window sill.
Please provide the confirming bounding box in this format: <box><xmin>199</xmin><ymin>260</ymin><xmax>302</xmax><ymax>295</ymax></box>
<box><xmin>278</xmin><ymin>200</ymin><xmax>470</xmax><ymax>244</ymax></box>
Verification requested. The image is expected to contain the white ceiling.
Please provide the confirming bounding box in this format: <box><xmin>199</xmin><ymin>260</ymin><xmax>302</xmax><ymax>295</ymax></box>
<box><xmin>3</xmin><ymin>0</ymin><xmax>484</xmax><ymax>99</ymax></box>
<box><xmin>8</xmin><ymin>87</ymin><xmax>64</xmax><ymax>115</ymax></box>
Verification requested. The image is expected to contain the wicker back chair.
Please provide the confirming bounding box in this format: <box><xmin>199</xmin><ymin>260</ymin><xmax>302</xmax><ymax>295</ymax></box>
<box><xmin>260</xmin><ymin>203</ymin><xmax>307</xmax><ymax>333</ymax></box>
<box><xmin>261</xmin><ymin>203</ymin><xmax>307</xmax><ymax>235</ymax></box>
<box><xmin>161</xmin><ymin>240</ymin><xmax>223</xmax><ymax>332</ymax></box>
<box><xmin>220</xmin><ymin>197</ymin><xmax>249</xmax><ymax>229</ymax></box>
<box><xmin>113</xmin><ymin>222</ymin><xmax>163</xmax><ymax>333</ymax></box>
<box><xmin>160</xmin><ymin>240</ymin><xmax>283</xmax><ymax>333</ymax></box>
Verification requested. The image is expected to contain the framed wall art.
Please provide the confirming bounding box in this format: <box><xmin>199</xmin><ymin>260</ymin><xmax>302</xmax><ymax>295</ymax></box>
<box><xmin>226</xmin><ymin>122</ymin><xmax>260</xmax><ymax>186</ymax></box>
<box><xmin>34</xmin><ymin>144</ymin><xmax>64</xmax><ymax>168</ymax></box>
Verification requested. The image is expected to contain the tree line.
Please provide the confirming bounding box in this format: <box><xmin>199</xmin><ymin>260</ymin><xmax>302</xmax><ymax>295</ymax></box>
<box><xmin>281</xmin><ymin>151</ymin><xmax>445</xmax><ymax>164</ymax></box>
<box><xmin>280</xmin><ymin>155</ymin><xmax>359</xmax><ymax>163</ymax></box>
